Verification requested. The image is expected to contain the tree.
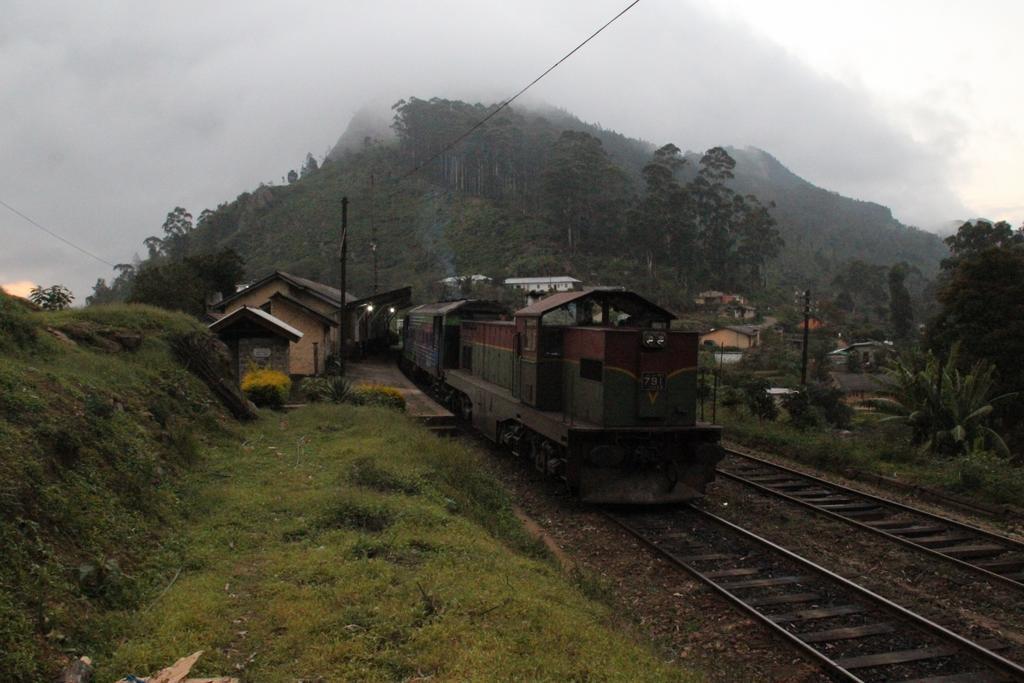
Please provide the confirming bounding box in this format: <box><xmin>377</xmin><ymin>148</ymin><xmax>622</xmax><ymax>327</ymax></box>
<box><xmin>540</xmin><ymin>131</ymin><xmax>628</xmax><ymax>258</ymax></box>
<box><xmin>942</xmin><ymin>219</ymin><xmax>1023</xmax><ymax>269</ymax></box>
<box><xmin>300</xmin><ymin>153</ymin><xmax>319</xmax><ymax>178</ymax></box>
<box><xmin>287</xmin><ymin>169</ymin><xmax>298</xmax><ymax>184</ymax></box>
<box><xmin>742</xmin><ymin>378</ymin><xmax>778</xmax><ymax>422</ymax></box>
<box><xmin>29</xmin><ymin>284</ymin><xmax>74</xmax><ymax>310</ymax></box>
<box><xmin>870</xmin><ymin>347</ymin><xmax>1016</xmax><ymax>458</ymax></box>
<box><xmin>129</xmin><ymin>249</ymin><xmax>244</xmax><ymax>317</ymax></box>
<box><xmin>631</xmin><ymin>143</ymin><xmax>691</xmax><ymax>281</ymax></box>
<box><xmin>831</xmin><ymin>260</ymin><xmax>888</xmax><ymax>319</ymax></box>
<box><xmin>888</xmin><ymin>262</ymin><xmax>914</xmax><ymax>340</ymax></box>
<box><xmin>928</xmin><ymin>241</ymin><xmax>1024</xmax><ymax>449</ymax></box>
<box><xmin>683</xmin><ymin>147</ymin><xmax>781</xmax><ymax>292</ymax></box>
<box><xmin>160</xmin><ymin>206</ymin><xmax>194</xmax><ymax>260</ymax></box>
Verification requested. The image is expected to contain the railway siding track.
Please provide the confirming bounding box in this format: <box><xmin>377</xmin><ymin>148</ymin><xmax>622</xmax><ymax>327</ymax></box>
<box><xmin>608</xmin><ymin>506</ymin><xmax>1024</xmax><ymax>682</ymax></box>
<box><xmin>717</xmin><ymin>449</ymin><xmax>1024</xmax><ymax>591</ymax></box>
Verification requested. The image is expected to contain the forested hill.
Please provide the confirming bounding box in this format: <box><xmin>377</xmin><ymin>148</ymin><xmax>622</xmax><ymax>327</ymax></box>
<box><xmin>125</xmin><ymin>97</ymin><xmax>948</xmax><ymax>310</ymax></box>
<box><xmin>712</xmin><ymin>147</ymin><xmax>948</xmax><ymax>285</ymax></box>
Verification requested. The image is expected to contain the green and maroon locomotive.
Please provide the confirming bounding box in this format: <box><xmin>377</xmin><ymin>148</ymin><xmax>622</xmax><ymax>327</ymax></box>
<box><xmin>400</xmin><ymin>289</ymin><xmax>723</xmax><ymax>503</ymax></box>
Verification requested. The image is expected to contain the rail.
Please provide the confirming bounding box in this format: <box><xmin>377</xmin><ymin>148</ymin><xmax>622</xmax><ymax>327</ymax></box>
<box><xmin>716</xmin><ymin>448</ymin><xmax>1024</xmax><ymax>591</ymax></box>
<box><xmin>606</xmin><ymin>505</ymin><xmax>1024</xmax><ymax>682</ymax></box>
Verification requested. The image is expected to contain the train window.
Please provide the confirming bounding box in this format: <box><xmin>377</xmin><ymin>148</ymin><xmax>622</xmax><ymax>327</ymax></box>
<box><xmin>580</xmin><ymin>358</ymin><xmax>603</xmax><ymax>382</ymax></box>
<box><xmin>461</xmin><ymin>345</ymin><xmax>473</xmax><ymax>371</ymax></box>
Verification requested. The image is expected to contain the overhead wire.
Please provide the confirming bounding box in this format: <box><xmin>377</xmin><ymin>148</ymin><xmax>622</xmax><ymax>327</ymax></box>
<box><xmin>0</xmin><ymin>197</ymin><xmax>116</xmax><ymax>268</ymax></box>
<box><xmin>396</xmin><ymin>0</ymin><xmax>641</xmax><ymax>182</ymax></box>
<box><xmin>1</xmin><ymin>0</ymin><xmax>641</xmax><ymax>274</ymax></box>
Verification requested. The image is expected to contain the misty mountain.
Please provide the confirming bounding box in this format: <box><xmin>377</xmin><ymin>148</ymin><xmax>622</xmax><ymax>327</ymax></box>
<box><xmin>182</xmin><ymin>98</ymin><xmax>948</xmax><ymax>307</ymax></box>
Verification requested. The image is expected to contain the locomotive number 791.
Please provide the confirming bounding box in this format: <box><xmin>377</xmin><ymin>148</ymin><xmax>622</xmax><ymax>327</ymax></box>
<box><xmin>641</xmin><ymin>372</ymin><xmax>666</xmax><ymax>390</ymax></box>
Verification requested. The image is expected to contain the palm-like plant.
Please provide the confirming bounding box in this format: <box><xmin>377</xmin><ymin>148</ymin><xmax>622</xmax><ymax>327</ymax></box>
<box><xmin>868</xmin><ymin>346</ymin><xmax>1016</xmax><ymax>457</ymax></box>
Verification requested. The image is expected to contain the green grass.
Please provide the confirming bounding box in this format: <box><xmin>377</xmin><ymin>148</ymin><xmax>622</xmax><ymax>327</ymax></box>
<box><xmin>0</xmin><ymin>298</ymin><xmax>232</xmax><ymax>680</ymax></box>
<box><xmin>720</xmin><ymin>405</ymin><xmax>1024</xmax><ymax>507</ymax></box>
<box><xmin>97</xmin><ymin>405</ymin><xmax>695</xmax><ymax>682</ymax></box>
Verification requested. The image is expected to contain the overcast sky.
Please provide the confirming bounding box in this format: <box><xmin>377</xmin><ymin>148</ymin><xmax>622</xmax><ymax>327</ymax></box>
<box><xmin>2</xmin><ymin>0</ymin><xmax>1021</xmax><ymax>301</ymax></box>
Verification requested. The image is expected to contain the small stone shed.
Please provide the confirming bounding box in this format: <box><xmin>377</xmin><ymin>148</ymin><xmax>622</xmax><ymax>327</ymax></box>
<box><xmin>209</xmin><ymin>305</ymin><xmax>303</xmax><ymax>382</ymax></box>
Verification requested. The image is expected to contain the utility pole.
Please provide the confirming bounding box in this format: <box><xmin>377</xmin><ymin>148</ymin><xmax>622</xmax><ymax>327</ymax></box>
<box><xmin>370</xmin><ymin>173</ymin><xmax>378</xmax><ymax>294</ymax></box>
<box><xmin>800</xmin><ymin>289</ymin><xmax>811</xmax><ymax>386</ymax></box>
<box><xmin>338</xmin><ymin>196</ymin><xmax>348</xmax><ymax>373</ymax></box>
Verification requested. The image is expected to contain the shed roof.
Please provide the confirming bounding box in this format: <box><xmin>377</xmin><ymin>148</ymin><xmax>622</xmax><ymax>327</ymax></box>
<box><xmin>827</xmin><ymin>340</ymin><xmax>895</xmax><ymax>356</ymax></box>
<box><xmin>504</xmin><ymin>276</ymin><xmax>581</xmax><ymax>285</ymax></box>
<box><xmin>213</xmin><ymin>270</ymin><xmax>357</xmax><ymax>311</ymax></box>
<box><xmin>703</xmin><ymin>325</ymin><xmax>760</xmax><ymax>338</ymax></box>
<box><xmin>407</xmin><ymin>299</ymin><xmax>508</xmax><ymax>317</ymax></box>
<box><xmin>515</xmin><ymin>289</ymin><xmax>675</xmax><ymax>320</ymax></box>
<box><xmin>208</xmin><ymin>305</ymin><xmax>303</xmax><ymax>342</ymax></box>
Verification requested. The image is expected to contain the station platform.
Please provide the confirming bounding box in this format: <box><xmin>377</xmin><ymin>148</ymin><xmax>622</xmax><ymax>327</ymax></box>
<box><xmin>344</xmin><ymin>356</ymin><xmax>455</xmax><ymax>431</ymax></box>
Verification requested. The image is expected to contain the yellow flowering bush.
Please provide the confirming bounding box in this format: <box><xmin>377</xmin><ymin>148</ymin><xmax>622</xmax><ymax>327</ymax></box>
<box><xmin>241</xmin><ymin>368</ymin><xmax>292</xmax><ymax>408</ymax></box>
<box><xmin>350</xmin><ymin>383</ymin><xmax>405</xmax><ymax>410</ymax></box>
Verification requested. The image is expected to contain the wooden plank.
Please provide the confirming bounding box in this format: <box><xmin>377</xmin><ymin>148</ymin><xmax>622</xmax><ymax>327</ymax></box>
<box><xmin>911</xmin><ymin>533</ymin><xmax>978</xmax><ymax>547</ymax></box>
<box><xmin>899</xmin><ymin>673</ymin><xmax>1002</xmax><ymax>683</ymax></box>
<box><xmin>676</xmin><ymin>553</ymin><xmax>736</xmax><ymax>563</ymax></box>
<box><xmin>865</xmin><ymin>519</ymin><xmax>917</xmax><ymax>529</ymax></box>
<box><xmin>834</xmin><ymin>645</ymin><xmax>959</xmax><ymax>670</ymax></box>
<box><xmin>703</xmin><ymin>568</ymin><xmax>760</xmax><ymax>579</ymax></box>
<box><xmin>772</xmin><ymin>483</ymin><xmax>816</xmax><ymax>491</ymax></box>
<box><xmin>818</xmin><ymin>502</ymin><xmax>884</xmax><ymax>513</ymax></box>
<box><xmin>973</xmin><ymin>557</ymin><xmax>1024</xmax><ymax>572</ymax></box>
<box><xmin>882</xmin><ymin>525</ymin><xmax>949</xmax><ymax>537</ymax></box>
<box><xmin>936</xmin><ymin>544</ymin><xmax>1007</xmax><ymax>560</ymax></box>
<box><xmin>718</xmin><ymin>575</ymin><xmax>811</xmax><ymax>590</ymax></box>
<box><xmin>798</xmin><ymin>496</ymin><xmax>853</xmax><ymax>504</ymax></box>
<box><xmin>841</xmin><ymin>509</ymin><xmax>889</xmax><ymax>520</ymax></box>
<box><xmin>769</xmin><ymin>605</ymin><xmax>863</xmax><ymax>623</ymax></box>
<box><xmin>745</xmin><ymin>592</ymin><xmax>821</xmax><ymax>607</ymax></box>
<box><xmin>788</xmin><ymin>489</ymin><xmax>837</xmax><ymax>499</ymax></box>
<box><xmin>797</xmin><ymin>622</ymin><xmax>894</xmax><ymax>643</ymax></box>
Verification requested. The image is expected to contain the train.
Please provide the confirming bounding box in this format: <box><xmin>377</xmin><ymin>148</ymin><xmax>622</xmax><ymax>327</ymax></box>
<box><xmin>400</xmin><ymin>288</ymin><xmax>723</xmax><ymax>504</ymax></box>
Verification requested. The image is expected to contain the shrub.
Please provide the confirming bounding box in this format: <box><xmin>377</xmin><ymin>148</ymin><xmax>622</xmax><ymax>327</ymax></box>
<box><xmin>301</xmin><ymin>375</ymin><xmax>351</xmax><ymax>403</ymax></box>
<box><xmin>782</xmin><ymin>384</ymin><xmax>853</xmax><ymax>430</ymax></box>
<box><xmin>241</xmin><ymin>368</ymin><xmax>291</xmax><ymax>408</ymax></box>
<box><xmin>0</xmin><ymin>292</ymin><xmax>39</xmax><ymax>351</ymax></box>
<box><xmin>782</xmin><ymin>389</ymin><xmax>820</xmax><ymax>430</ymax></box>
<box><xmin>350</xmin><ymin>384</ymin><xmax>405</xmax><ymax>410</ymax></box>
<box><xmin>742</xmin><ymin>379</ymin><xmax>777</xmax><ymax>422</ymax></box>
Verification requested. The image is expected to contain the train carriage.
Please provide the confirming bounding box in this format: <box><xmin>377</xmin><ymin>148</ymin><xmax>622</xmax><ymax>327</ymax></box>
<box><xmin>401</xmin><ymin>289</ymin><xmax>722</xmax><ymax>504</ymax></box>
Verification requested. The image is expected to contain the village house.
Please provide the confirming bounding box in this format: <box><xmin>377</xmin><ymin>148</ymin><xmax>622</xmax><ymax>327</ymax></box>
<box><xmin>503</xmin><ymin>276</ymin><xmax>581</xmax><ymax>293</ymax></box>
<box><xmin>830</xmin><ymin>371</ymin><xmax>894</xmax><ymax>404</ymax></box>
<box><xmin>209</xmin><ymin>270</ymin><xmax>410</xmax><ymax>376</ymax></box>
<box><xmin>699</xmin><ymin>325</ymin><xmax>761</xmax><ymax>350</ymax></box>
<box><xmin>726</xmin><ymin>302</ymin><xmax>758</xmax><ymax>320</ymax></box>
<box><xmin>693</xmin><ymin>290</ymin><xmax>747</xmax><ymax>307</ymax></box>
<box><xmin>827</xmin><ymin>340</ymin><xmax>896</xmax><ymax>369</ymax></box>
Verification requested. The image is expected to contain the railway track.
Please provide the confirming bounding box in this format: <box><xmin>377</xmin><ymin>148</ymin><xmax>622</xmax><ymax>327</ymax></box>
<box><xmin>716</xmin><ymin>449</ymin><xmax>1024</xmax><ymax>591</ymax></box>
<box><xmin>607</xmin><ymin>505</ymin><xmax>1024</xmax><ymax>682</ymax></box>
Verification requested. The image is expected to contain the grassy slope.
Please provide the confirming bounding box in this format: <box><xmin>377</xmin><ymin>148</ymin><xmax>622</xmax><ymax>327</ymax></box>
<box><xmin>719</xmin><ymin>406</ymin><xmax>1024</xmax><ymax>507</ymax></box>
<box><xmin>99</xmin><ymin>404</ymin><xmax>695</xmax><ymax>681</ymax></box>
<box><xmin>0</xmin><ymin>296</ymin><xmax>234</xmax><ymax>678</ymax></box>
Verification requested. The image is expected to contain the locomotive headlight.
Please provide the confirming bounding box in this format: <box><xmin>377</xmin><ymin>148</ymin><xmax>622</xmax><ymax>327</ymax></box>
<box><xmin>642</xmin><ymin>331</ymin><xmax>667</xmax><ymax>349</ymax></box>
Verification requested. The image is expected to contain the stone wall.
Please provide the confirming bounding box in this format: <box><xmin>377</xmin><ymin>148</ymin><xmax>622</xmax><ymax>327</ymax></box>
<box><xmin>237</xmin><ymin>336</ymin><xmax>290</xmax><ymax>379</ymax></box>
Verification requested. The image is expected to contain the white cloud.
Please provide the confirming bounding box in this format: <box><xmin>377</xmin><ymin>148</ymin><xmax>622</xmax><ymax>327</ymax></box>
<box><xmin>0</xmin><ymin>0</ymin><xmax>994</xmax><ymax>300</ymax></box>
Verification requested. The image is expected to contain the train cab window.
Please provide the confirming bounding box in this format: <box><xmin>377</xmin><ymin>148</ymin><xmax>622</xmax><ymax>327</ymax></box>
<box><xmin>461</xmin><ymin>345</ymin><xmax>473</xmax><ymax>371</ymax></box>
<box><xmin>580</xmin><ymin>358</ymin><xmax>603</xmax><ymax>382</ymax></box>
